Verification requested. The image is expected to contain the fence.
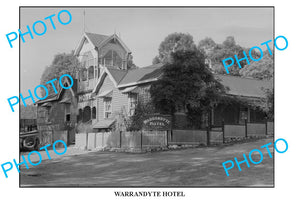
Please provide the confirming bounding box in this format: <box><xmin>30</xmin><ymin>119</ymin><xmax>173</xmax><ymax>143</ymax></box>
<box><xmin>75</xmin><ymin>121</ymin><xmax>274</xmax><ymax>152</ymax></box>
<box><xmin>224</xmin><ymin>120</ymin><xmax>274</xmax><ymax>138</ymax></box>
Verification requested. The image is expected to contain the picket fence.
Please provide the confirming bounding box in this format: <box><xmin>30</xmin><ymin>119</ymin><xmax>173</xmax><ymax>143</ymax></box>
<box><xmin>75</xmin><ymin>121</ymin><xmax>274</xmax><ymax>151</ymax></box>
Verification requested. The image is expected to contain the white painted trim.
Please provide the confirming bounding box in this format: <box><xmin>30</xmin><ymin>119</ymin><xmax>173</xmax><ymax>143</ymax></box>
<box><xmin>92</xmin><ymin>66</ymin><xmax>119</xmax><ymax>96</ymax></box>
<box><xmin>98</xmin><ymin>34</ymin><xmax>131</xmax><ymax>54</ymax></box>
<box><xmin>74</xmin><ymin>33</ymin><xmax>98</xmax><ymax>58</ymax></box>
<box><xmin>103</xmin><ymin>98</ymin><xmax>112</xmax><ymax>119</ymax></box>
<box><xmin>103</xmin><ymin>67</ymin><xmax>118</xmax><ymax>88</ymax></box>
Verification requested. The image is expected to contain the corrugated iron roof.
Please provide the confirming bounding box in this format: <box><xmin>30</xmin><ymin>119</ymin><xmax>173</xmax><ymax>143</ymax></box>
<box><xmin>117</xmin><ymin>63</ymin><xmax>271</xmax><ymax>98</ymax></box>
<box><xmin>214</xmin><ymin>74</ymin><xmax>272</xmax><ymax>98</ymax></box>
<box><xmin>118</xmin><ymin>63</ymin><xmax>164</xmax><ymax>87</ymax></box>
<box><xmin>106</xmin><ymin>67</ymin><xmax>128</xmax><ymax>84</ymax></box>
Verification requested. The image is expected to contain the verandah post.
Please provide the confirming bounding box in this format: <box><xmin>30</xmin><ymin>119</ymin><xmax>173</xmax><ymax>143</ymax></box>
<box><xmin>166</xmin><ymin>130</ymin><xmax>169</xmax><ymax>147</ymax></box>
<box><xmin>222</xmin><ymin>120</ymin><xmax>225</xmax><ymax>144</ymax></box>
<box><xmin>206</xmin><ymin>126</ymin><xmax>210</xmax><ymax>146</ymax></box>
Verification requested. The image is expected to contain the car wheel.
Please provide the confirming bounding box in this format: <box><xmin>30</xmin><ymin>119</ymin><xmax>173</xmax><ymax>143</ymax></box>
<box><xmin>23</xmin><ymin>137</ymin><xmax>37</xmax><ymax>150</ymax></box>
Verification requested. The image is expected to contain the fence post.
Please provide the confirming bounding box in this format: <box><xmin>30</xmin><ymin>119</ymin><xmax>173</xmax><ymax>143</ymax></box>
<box><xmin>86</xmin><ymin>132</ymin><xmax>88</xmax><ymax>150</ymax></box>
<box><xmin>245</xmin><ymin>119</ymin><xmax>248</xmax><ymax>138</ymax></box>
<box><xmin>206</xmin><ymin>126</ymin><xmax>210</xmax><ymax>146</ymax></box>
<box><xmin>120</xmin><ymin>130</ymin><xmax>122</xmax><ymax>148</ymax></box>
<box><xmin>265</xmin><ymin>121</ymin><xmax>268</xmax><ymax>135</ymax></box>
<box><xmin>222</xmin><ymin>120</ymin><xmax>225</xmax><ymax>144</ymax></box>
<box><xmin>140</xmin><ymin>130</ymin><xmax>143</xmax><ymax>151</ymax></box>
<box><xmin>166</xmin><ymin>130</ymin><xmax>169</xmax><ymax>147</ymax></box>
<box><xmin>102</xmin><ymin>132</ymin><xmax>104</xmax><ymax>148</ymax></box>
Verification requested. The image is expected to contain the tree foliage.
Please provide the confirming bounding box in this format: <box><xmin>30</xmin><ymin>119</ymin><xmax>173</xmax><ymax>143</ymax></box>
<box><xmin>198</xmin><ymin>36</ymin><xmax>259</xmax><ymax>76</ymax></box>
<box><xmin>260</xmin><ymin>87</ymin><xmax>274</xmax><ymax>120</ymax></box>
<box><xmin>112</xmin><ymin>101</ymin><xmax>155</xmax><ymax>131</ymax></box>
<box><xmin>152</xmin><ymin>32</ymin><xmax>196</xmax><ymax>64</ymax></box>
<box><xmin>40</xmin><ymin>51</ymin><xmax>81</xmax><ymax>96</ymax></box>
<box><xmin>239</xmin><ymin>53</ymin><xmax>274</xmax><ymax>80</ymax></box>
<box><xmin>150</xmin><ymin>49</ymin><xmax>225</xmax><ymax>128</ymax></box>
<box><xmin>127</xmin><ymin>54</ymin><xmax>138</xmax><ymax>70</ymax></box>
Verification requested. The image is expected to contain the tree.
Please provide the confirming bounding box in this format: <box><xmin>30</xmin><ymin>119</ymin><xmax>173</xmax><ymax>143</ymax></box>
<box><xmin>40</xmin><ymin>51</ymin><xmax>81</xmax><ymax>96</ymax></box>
<box><xmin>261</xmin><ymin>88</ymin><xmax>274</xmax><ymax>120</ymax></box>
<box><xmin>198</xmin><ymin>37</ymin><xmax>217</xmax><ymax>50</ymax></box>
<box><xmin>198</xmin><ymin>36</ymin><xmax>247</xmax><ymax>76</ymax></box>
<box><xmin>127</xmin><ymin>100</ymin><xmax>156</xmax><ymax>131</ymax></box>
<box><xmin>153</xmin><ymin>32</ymin><xmax>196</xmax><ymax>64</ymax></box>
<box><xmin>239</xmin><ymin>53</ymin><xmax>274</xmax><ymax>80</ymax></box>
<box><xmin>127</xmin><ymin>54</ymin><xmax>138</xmax><ymax>70</ymax></box>
<box><xmin>150</xmin><ymin>49</ymin><xmax>225</xmax><ymax>128</ymax></box>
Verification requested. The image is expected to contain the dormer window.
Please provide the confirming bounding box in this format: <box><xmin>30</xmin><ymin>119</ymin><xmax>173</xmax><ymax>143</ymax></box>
<box><xmin>102</xmin><ymin>50</ymin><xmax>122</xmax><ymax>68</ymax></box>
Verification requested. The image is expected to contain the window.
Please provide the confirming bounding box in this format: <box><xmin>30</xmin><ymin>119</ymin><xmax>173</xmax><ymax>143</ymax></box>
<box><xmin>83</xmin><ymin>106</ymin><xmax>91</xmax><ymax>122</ymax></box>
<box><xmin>140</xmin><ymin>87</ymin><xmax>150</xmax><ymax>103</ymax></box>
<box><xmin>128</xmin><ymin>93</ymin><xmax>138</xmax><ymax>116</ymax></box>
<box><xmin>81</xmin><ymin>68</ymin><xmax>87</xmax><ymax>81</ymax></box>
<box><xmin>104</xmin><ymin>98</ymin><xmax>112</xmax><ymax>119</ymax></box>
<box><xmin>88</xmin><ymin>66</ymin><xmax>94</xmax><ymax>80</ymax></box>
<box><xmin>92</xmin><ymin>107</ymin><xmax>96</xmax><ymax>119</ymax></box>
<box><xmin>65</xmin><ymin>104</ymin><xmax>71</xmax><ymax>122</ymax></box>
<box><xmin>43</xmin><ymin>106</ymin><xmax>51</xmax><ymax>123</ymax></box>
<box><xmin>103</xmin><ymin>50</ymin><xmax>122</xmax><ymax>68</ymax></box>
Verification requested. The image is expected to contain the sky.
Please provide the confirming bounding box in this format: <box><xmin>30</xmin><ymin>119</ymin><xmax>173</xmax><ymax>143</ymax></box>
<box><xmin>20</xmin><ymin>7</ymin><xmax>273</xmax><ymax>94</ymax></box>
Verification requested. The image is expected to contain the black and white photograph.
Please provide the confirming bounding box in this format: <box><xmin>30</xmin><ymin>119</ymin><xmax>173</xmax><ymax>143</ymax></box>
<box><xmin>19</xmin><ymin>7</ymin><xmax>275</xmax><ymax>187</ymax></box>
<box><xmin>3</xmin><ymin>0</ymin><xmax>300</xmax><ymax>212</ymax></box>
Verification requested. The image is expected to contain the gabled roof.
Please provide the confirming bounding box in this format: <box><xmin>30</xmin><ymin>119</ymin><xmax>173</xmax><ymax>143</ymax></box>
<box><xmin>35</xmin><ymin>78</ymin><xmax>77</xmax><ymax>105</ymax></box>
<box><xmin>75</xmin><ymin>32</ymin><xmax>131</xmax><ymax>56</ymax></box>
<box><xmin>107</xmin><ymin>67</ymin><xmax>128</xmax><ymax>84</ymax></box>
<box><xmin>85</xmin><ymin>32</ymin><xmax>110</xmax><ymax>47</ymax></box>
<box><xmin>118</xmin><ymin>63</ymin><xmax>164</xmax><ymax>88</ymax></box>
<box><xmin>92</xmin><ymin>66</ymin><xmax>128</xmax><ymax>96</ymax></box>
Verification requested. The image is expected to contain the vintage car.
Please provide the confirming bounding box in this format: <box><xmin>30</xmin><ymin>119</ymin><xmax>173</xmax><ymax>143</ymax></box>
<box><xmin>20</xmin><ymin>119</ymin><xmax>39</xmax><ymax>151</ymax></box>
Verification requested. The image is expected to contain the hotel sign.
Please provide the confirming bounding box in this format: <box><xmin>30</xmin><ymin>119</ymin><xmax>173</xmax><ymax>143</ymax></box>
<box><xmin>142</xmin><ymin>115</ymin><xmax>172</xmax><ymax>130</ymax></box>
<box><xmin>78</xmin><ymin>93</ymin><xmax>92</xmax><ymax>102</ymax></box>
